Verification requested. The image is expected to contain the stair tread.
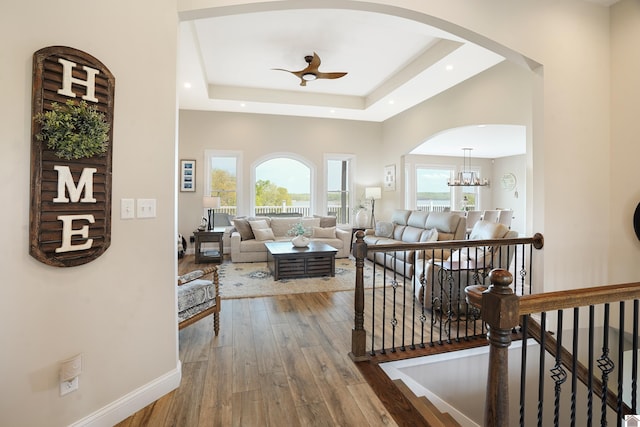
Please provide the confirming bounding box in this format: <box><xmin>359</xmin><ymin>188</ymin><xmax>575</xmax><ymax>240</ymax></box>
<box><xmin>392</xmin><ymin>379</ymin><xmax>462</xmax><ymax>427</ymax></box>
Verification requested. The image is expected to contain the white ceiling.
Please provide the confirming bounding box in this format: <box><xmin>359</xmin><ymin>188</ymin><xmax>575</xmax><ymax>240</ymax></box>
<box><xmin>177</xmin><ymin>8</ymin><xmax>542</xmax><ymax>157</ymax></box>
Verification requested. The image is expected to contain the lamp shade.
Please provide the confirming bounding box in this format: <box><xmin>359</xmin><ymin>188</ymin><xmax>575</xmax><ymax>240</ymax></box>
<box><xmin>202</xmin><ymin>196</ymin><xmax>221</xmax><ymax>209</ymax></box>
<box><xmin>365</xmin><ymin>187</ymin><xmax>382</xmax><ymax>200</ymax></box>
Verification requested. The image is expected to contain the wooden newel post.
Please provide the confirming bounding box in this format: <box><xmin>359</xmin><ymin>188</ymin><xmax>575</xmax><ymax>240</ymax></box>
<box><xmin>481</xmin><ymin>269</ymin><xmax>519</xmax><ymax>427</ymax></box>
<box><xmin>349</xmin><ymin>230</ymin><xmax>368</xmax><ymax>361</ymax></box>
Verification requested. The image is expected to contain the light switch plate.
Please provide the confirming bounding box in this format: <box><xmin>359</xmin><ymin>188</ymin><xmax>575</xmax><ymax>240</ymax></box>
<box><xmin>137</xmin><ymin>198</ymin><xmax>156</xmax><ymax>218</ymax></box>
<box><xmin>121</xmin><ymin>199</ymin><xmax>135</xmax><ymax>219</ymax></box>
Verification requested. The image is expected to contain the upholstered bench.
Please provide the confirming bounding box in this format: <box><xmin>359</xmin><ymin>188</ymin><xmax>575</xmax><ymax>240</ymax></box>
<box><xmin>177</xmin><ymin>266</ymin><xmax>220</xmax><ymax>334</ymax></box>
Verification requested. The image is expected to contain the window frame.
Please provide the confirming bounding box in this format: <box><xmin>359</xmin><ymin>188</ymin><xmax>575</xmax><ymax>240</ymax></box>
<box><xmin>324</xmin><ymin>153</ymin><xmax>356</xmax><ymax>225</ymax></box>
<box><xmin>204</xmin><ymin>149</ymin><xmax>242</xmax><ymax>215</ymax></box>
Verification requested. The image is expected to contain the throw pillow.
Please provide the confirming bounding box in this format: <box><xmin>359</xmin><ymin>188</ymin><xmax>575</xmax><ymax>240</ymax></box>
<box><xmin>312</xmin><ymin>226</ymin><xmax>336</xmax><ymax>239</ymax></box>
<box><xmin>318</xmin><ymin>215</ymin><xmax>337</xmax><ymax>227</ymax></box>
<box><xmin>375</xmin><ymin>221</ymin><xmax>394</xmax><ymax>238</ymax></box>
<box><xmin>249</xmin><ymin>219</ymin><xmax>270</xmax><ymax>232</ymax></box>
<box><xmin>420</xmin><ymin>228</ymin><xmax>439</xmax><ymax>242</ymax></box>
<box><xmin>232</xmin><ymin>218</ymin><xmax>254</xmax><ymax>241</ymax></box>
<box><xmin>253</xmin><ymin>228</ymin><xmax>275</xmax><ymax>241</ymax></box>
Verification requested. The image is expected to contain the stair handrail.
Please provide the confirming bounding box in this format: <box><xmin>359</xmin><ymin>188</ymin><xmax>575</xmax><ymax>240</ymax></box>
<box><xmin>465</xmin><ymin>272</ymin><xmax>640</xmax><ymax>426</ymax></box>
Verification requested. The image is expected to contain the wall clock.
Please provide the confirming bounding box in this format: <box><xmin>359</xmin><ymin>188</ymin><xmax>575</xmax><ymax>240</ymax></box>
<box><xmin>501</xmin><ymin>173</ymin><xmax>517</xmax><ymax>191</ymax></box>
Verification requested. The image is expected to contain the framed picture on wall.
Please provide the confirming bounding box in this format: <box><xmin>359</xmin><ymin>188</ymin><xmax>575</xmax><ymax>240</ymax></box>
<box><xmin>180</xmin><ymin>159</ymin><xmax>196</xmax><ymax>192</ymax></box>
<box><xmin>384</xmin><ymin>164</ymin><xmax>396</xmax><ymax>191</ymax></box>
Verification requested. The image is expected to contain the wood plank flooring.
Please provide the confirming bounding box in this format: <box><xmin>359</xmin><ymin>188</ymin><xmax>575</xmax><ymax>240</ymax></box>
<box><xmin>115</xmin><ymin>256</ymin><xmax>401</xmax><ymax>427</ymax></box>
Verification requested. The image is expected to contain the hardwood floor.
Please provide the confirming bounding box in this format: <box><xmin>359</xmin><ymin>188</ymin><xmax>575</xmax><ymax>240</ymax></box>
<box><xmin>116</xmin><ymin>256</ymin><xmax>400</xmax><ymax>427</ymax></box>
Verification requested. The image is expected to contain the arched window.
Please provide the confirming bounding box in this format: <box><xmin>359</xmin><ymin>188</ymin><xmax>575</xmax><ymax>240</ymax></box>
<box><xmin>253</xmin><ymin>156</ymin><xmax>312</xmax><ymax>216</ymax></box>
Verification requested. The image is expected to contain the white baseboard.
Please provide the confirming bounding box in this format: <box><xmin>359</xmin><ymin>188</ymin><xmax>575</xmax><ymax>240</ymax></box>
<box><xmin>69</xmin><ymin>361</ymin><xmax>182</xmax><ymax>427</ymax></box>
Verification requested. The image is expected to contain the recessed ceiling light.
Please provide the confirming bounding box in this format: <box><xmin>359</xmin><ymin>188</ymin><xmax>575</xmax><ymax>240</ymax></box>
<box><xmin>183</xmin><ymin>82</ymin><xmax>192</xmax><ymax>89</ymax></box>
<box><xmin>445</xmin><ymin>64</ymin><xmax>454</xmax><ymax>71</ymax></box>
<box><xmin>240</xmin><ymin>103</ymin><xmax>246</xmax><ymax>107</ymax></box>
<box><xmin>388</xmin><ymin>100</ymin><xmax>395</xmax><ymax>105</ymax></box>
<box><xmin>329</xmin><ymin>109</ymin><xmax>336</xmax><ymax>114</ymax></box>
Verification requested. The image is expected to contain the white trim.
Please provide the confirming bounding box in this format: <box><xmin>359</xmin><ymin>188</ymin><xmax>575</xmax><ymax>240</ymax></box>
<box><xmin>69</xmin><ymin>361</ymin><xmax>182</xmax><ymax>427</ymax></box>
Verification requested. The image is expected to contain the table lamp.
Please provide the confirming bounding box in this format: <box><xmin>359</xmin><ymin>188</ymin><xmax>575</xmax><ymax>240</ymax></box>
<box><xmin>365</xmin><ymin>187</ymin><xmax>382</xmax><ymax>228</ymax></box>
<box><xmin>203</xmin><ymin>196</ymin><xmax>221</xmax><ymax>231</ymax></box>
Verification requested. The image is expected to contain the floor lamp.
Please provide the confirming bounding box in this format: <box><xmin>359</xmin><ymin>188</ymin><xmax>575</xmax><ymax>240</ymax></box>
<box><xmin>203</xmin><ymin>196</ymin><xmax>221</xmax><ymax>231</ymax></box>
<box><xmin>365</xmin><ymin>187</ymin><xmax>382</xmax><ymax>228</ymax></box>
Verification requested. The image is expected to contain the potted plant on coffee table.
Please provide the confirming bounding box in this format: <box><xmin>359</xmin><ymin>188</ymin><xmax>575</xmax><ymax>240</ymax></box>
<box><xmin>288</xmin><ymin>222</ymin><xmax>310</xmax><ymax>247</ymax></box>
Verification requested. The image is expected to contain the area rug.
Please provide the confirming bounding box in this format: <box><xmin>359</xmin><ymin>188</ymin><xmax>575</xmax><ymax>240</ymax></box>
<box><xmin>216</xmin><ymin>258</ymin><xmax>396</xmax><ymax>299</ymax></box>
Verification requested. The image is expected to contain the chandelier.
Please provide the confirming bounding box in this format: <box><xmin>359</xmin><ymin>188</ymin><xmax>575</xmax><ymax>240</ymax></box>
<box><xmin>447</xmin><ymin>148</ymin><xmax>489</xmax><ymax>187</ymax></box>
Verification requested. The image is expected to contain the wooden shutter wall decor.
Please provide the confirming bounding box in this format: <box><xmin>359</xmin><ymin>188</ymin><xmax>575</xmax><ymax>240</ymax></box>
<box><xmin>30</xmin><ymin>46</ymin><xmax>115</xmax><ymax>267</ymax></box>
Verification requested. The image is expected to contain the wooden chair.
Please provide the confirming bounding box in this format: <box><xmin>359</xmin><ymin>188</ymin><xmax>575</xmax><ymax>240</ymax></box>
<box><xmin>177</xmin><ymin>266</ymin><xmax>220</xmax><ymax>334</ymax></box>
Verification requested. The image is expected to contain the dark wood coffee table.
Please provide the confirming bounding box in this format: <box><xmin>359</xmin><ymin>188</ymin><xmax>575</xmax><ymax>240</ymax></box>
<box><xmin>264</xmin><ymin>241</ymin><xmax>338</xmax><ymax>281</ymax></box>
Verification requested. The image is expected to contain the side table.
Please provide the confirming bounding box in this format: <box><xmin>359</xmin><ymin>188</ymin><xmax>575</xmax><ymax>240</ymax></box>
<box><xmin>193</xmin><ymin>228</ymin><xmax>225</xmax><ymax>264</ymax></box>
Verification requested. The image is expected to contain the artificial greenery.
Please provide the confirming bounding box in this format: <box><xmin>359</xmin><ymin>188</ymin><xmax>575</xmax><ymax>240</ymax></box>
<box><xmin>35</xmin><ymin>99</ymin><xmax>109</xmax><ymax>160</ymax></box>
<box><xmin>287</xmin><ymin>222</ymin><xmax>308</xmax><ymax>236</ymax></box>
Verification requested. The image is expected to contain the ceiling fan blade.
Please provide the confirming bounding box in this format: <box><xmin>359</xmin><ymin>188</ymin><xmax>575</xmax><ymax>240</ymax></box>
<box><xmin>273</xmin><ymin>53</ymin><xmax>346</xmax><ymax>85</ymax></box>
<box><xmin>316</xmin><ymin>72</ymin><xmax>348</xmax><ymax>80</ymax></box>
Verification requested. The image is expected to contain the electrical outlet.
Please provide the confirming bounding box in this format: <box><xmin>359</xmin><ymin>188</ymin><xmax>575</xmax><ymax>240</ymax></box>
<box><xmin>60</xmin><ymin>377</ymin><xmax>79</xmax><ymax>396</ymax></box>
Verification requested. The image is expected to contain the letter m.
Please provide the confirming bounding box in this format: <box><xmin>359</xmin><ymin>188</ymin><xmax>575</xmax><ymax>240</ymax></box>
<box><xmin>53</xmin><ymin>166</ymin><xmax>97</xmax><ymax>203</ymax></box>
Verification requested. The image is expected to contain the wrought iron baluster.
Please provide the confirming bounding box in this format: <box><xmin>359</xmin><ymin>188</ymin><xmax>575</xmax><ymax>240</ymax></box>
<box><xmin>369</xmin><ymin>259</ymin><xmax>377</xmax><ymax>356</ymax></box>
<box><xmin>588</xmin><ymin>305</ymin><xmax>594</xmax><ymax>427</ymax></box>
<box><xmin>520</xmin><ymin>315</ymin><xmax>529</xmax><ymax>427</ymax></box>
<box><xmin>551</xmin><ymin>310</ymin><xmax>567</xmax><ymax>426</ymax></box>
<box><xmin>571</xmin><ymin>307</ymin><xmax>579</xmax><ymax>427</ymax></box>
<box><xmin>617</xmin><ymin>301</ymin><xmax>625</xmax><ymax>422</ymax></box>
<box><xmin>400</xmin><ymin>255</ymin><xmax>407</xmax><ymax>352</ymax></box>
<box><xmin>410</xmin><ymin>251</ymin><xmax>416</xmax><ymax>350</ymax></box>
<box><xmin>598</xmin><ymin>303</ymin><xmax>614</xmax><ymax>427</ymax></box>
<box><xmin>380</xmin><ymin>262</ymin><xmax>387</xmax><ymax>354</ymax></box>
<box><xmin>390</xmin><ymin>253</ymin><xmax>398</xmax><ymax>353</ymax></box>
<box><xmin>538</xmin><ymin>312</ymin><xmax>546</xmax><ymax>427</ymax></box>
<box><xmin>633</xmin><ymin>300</ymin><xmax>639</xmax><ymax>414</ymax></box>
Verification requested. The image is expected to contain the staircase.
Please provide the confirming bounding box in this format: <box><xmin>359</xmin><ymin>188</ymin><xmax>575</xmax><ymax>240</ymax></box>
<box><xmin>393</xmin><ymin>379</ymin><xmax>462</xmax><ymax>427</ymax></box>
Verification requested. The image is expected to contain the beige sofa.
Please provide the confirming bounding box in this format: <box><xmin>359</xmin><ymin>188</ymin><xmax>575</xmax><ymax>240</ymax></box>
<box><xmin>230</xmin><ymin>215</ymin><xmax>351</xmax><ymax>262</ymax></box>
<box><xmin>362</xmin><ymin>210</ymin><xmax>467</xmax><ymax>278</ymax></box>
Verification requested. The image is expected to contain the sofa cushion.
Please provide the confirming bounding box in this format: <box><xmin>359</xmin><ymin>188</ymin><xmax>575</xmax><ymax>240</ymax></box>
<box><xmin>425</xmin><ymin>212</ymin><xmax>460</xmax><ymax>233</ymax></box>
<box><xmin>314</xmin><ymin>215</ymin><xmax>337</xmax><ymax>227</ymax></box>
<box><xmin>301</xmin><ymin>217</ymin><xmax>321</xmax><ymax>233</ymax></box>
<box><xmin>232</xmin><ymin>218</ymin><xmax>254</xmax><ymax>241</ymax></box>
<box><xmin>420</xmin><ymin>228</ymin><xmax>439</xmax><ymax>242</ymax></box>
<box><xmin>270</xmin><ymin>217</ymin><xmax>297</xmax><ymax>237</ymax></box>
<box><xmin>375</xmin><ymin>221</ymin><xmax>394</xmax><ymax>238</ymax></box>
<box><xmin>249</xmin><ymin>219</ymin><xmax>270</xmax><ymax>232</ymax></box>
<box><xmin>177</xmin><ymin>269</ymin><xmax>204</xmax><ymax>285</ymax></box>
<box><xmin>391</xmin><ymin>209</ymin><xmax>411</xmax><ymax>226</ymax></box>
<box><xmin>407</xmin><ymin>210</ymin><xmax>429</xmax><ymax>228</ymax></box>
<box><xmin>177</xmin><ymin>278</ymin><xmax>217</xmax><ymax>322</ymax></box>
<box><xmin>401</xmin><ymin>225</ymin><xmax>424</xmax><ymax>243</ymax></box>
<box><xmin>253</xmin><ymin>228</ymin><xmax>275</xmax><ymax>241</ymax></box>
<box><xmin>392</xmin><ymin>225</ymin><xmax>406</xmax><ymax>240</ymax></box>
<box><xmin>469</xmin><ymin>220</ymin><xmax>509</xmax><ymax>240</ymax></box>
<box><xmin>312</xmin><ymin>226</ymin><xmax>336</xmax><ymax>238</ymax></box>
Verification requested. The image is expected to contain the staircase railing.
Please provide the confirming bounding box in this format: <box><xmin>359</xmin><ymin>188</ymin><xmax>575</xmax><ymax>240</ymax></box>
<box><xmin>466</xmin><ymin>272</ymin><xmax>640</xmax><ymax>426</ymax></box>
<box><xmin>349</xmin><ymin>231</ymin><xmax>544</xmax><ymax>361</ymax></box>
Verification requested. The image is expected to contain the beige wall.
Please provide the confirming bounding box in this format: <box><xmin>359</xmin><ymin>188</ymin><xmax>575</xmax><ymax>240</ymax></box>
<box><xmin>610</xmin><ymin>0</ymin><xmax>640</xmax><ymax>283</ymax></box>
<box><xmin>178</xmin><ymin>110</ymin><xmax>383</xmax><ymax>238</ymax></box>
<box><xmin>3</xmin><ymin>0</ymin><xmax>638</xmax><ymax>425</ymax></box>
<box><xmin>0</xmin><ymin>0</ymin><xmax>179</xmax><ymax>426</ymax></box>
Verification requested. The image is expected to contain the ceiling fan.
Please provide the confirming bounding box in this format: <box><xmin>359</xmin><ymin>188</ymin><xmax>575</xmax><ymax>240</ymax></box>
<box><xmin>273</xmin><ymin>52</ymin><xmax>347</xmax><ymax>86</ymax></box>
